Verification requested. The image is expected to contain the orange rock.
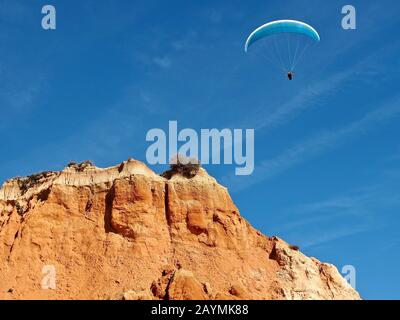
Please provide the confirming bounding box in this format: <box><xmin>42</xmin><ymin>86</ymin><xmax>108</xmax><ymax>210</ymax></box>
<box><xmin>0</xmin><ymin>159</ymin><xmax>360</xmax><ymax>300</ymax></box>
<box><xmin>167</xmin><ymin>269</ymin><xmax>208</xmax><ymax>300</ymax></box>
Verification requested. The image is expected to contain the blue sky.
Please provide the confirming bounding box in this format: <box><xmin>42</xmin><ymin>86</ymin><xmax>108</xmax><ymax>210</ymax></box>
<box><xmin>1</xmin><ymin>0</ymin><xmax>399</xmax><ymax>299</ymax></box>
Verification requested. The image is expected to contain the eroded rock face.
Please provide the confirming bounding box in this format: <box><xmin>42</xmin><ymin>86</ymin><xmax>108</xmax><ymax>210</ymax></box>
<box><xmin>0</xmin><ymin>159</ymin><xmax>360</xmax><ymax>300</ymax></box>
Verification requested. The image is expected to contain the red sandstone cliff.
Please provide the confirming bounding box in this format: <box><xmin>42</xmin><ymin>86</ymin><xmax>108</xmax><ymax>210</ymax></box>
<box><xmin>0</xmin><ymin>159</ymin><xmax>360</xmax><ymax>300</ymax></box>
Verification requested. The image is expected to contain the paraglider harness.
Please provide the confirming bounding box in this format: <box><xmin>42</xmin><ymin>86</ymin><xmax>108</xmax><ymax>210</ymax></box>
<box><xmin>287</xmin><ymin>71</ymin><xmax>294</xmax><ymax>80</ymax></box>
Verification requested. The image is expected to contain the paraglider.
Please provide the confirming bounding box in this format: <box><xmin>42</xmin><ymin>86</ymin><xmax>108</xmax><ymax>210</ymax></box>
<box><xmin>245</xmin><ymin>20</ymin><xmax>320</xmax><ymax>80</ymax></box>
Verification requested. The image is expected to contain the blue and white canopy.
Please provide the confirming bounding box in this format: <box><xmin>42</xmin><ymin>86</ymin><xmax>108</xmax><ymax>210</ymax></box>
<box><xmin>245</xmin><ymin>20</ymin><xmax>320</xmax><ymax>53</ymax></box>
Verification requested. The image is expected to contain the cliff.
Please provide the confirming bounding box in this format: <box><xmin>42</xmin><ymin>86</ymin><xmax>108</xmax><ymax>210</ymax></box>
<box><xmin>0</xmin><ymin>159</ymin><xmax>360</xmax><ymax>300</ymax></box>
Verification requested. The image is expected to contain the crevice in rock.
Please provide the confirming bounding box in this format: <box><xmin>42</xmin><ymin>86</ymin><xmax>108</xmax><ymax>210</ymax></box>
<box><xmin>85</xmin><ymin>198</ymin><xmax>93</xmax><ymax>213</ymax></box>
<box><xmin>85</xmin><ymin>186</ymin><xmax>94</xmax><ymax>214</ymax></box>
<box><xmin>164</xmin><ymin>183</ymin><xmax>173</xmax><ymax>241</ymax></box>
<box><xmin>104</xmin><ymin>185</ymin><xmax>117</xmax><ymax>234</ymax></box>
<box><xmin>150</xmin><ymin>269</ymin><xmax>176</xmax><ymax>300</ymax></box>
<box><xmin>8</xmin><ymin>230</ymin><xmax>19</xmax><ymax>260</ymax></box>
<box><xmin>269</xmin><ymin>242</ymin><xmax>279</xmax><ymax>262</ymax></box>
<box><xmin>162</xmin><ymin>183</ymin><xmax>179</xmax><ymax>286</ymax></box>
<box><xmin>37</xmin><ymin>188</ymin><xmax>51</xmax><ymax>202</ymax></box>
<box><xmin>164</xmin><ymin>270</ymin><xmax>176</xmax><ymax>301</ymax></box>
<box><xmin>15</xmin><ymin>201</ymin><xmax>27</xmax><ymax>216</ymax></box>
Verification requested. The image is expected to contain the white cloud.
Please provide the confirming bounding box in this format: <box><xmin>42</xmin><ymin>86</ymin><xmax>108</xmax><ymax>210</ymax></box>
<box><xmin>222</xmin><ymin>96</ymin><xmax>400</xmax><ymax>192</ymax></box>
<box><xmin>240</xmin><ymin>48</ymin><xmax>389</xmax><ymax>133</ymax></box>
<box><xmin>300</xmin><ymin>224</ymin><xmax>373</xmax><ymax>249</ymax></box>
<box><xmin>269</xmin><ymin>182</ymin><xmax>400</xmax><ymax>249</ymax></box>
<box><xmin>153</xmin><ymin>56</ymin><xmax>171</xmax><ymax>69</ymax></box>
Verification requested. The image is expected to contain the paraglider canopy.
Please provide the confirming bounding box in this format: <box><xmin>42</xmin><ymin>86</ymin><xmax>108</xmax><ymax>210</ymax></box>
<box><xmin>245</xmin><ymin>20</ymin><xmax>320</xmax><ymax>53</ymax></box>
<box><xmin>244</xmin><ymin>19</ymin><xmax>320</xmax><ymax>79</ymax></box>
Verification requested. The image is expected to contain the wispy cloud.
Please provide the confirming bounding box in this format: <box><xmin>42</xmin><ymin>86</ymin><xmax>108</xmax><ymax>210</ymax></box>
<box><xmin>276</xmin><ymin>190</ymin><xmax>379</xmax><ymax>233</ymax></box>
<box><xmin>300</xmin><ymin>224</ymin><xmax>373</xmax><ymax>249</ymax></box>
<box><xmin>271</xmin><ymin>183</ymin><xmax>400</xmax><ymax>249</ymax></box>
<box><xmin>222</xmin><ymin>96</ymin><xmax>400</xmax><ymax>191</ymax></box>
<box><xmin>239</xmin><ymin>47</ymin><xmax>390</xmax><ymax>133</ymax></box>
<box><xmin>153</xmin><ymin>56</ymin><xmax>172</xmax><ymax>69</ymax></box>
<box><xmin>0</xmin><ymin>66</ymin><xmax>47</xmax><ymax>130</ymax></box>
<box><xmin>218</xmin><ymin>45</ymin><xmax>395</xmax><ymax>175</ymax></box>
<box><xmin>249</xmin><ymin>68</ymin><xmax>355</xmax><ymax>131</ymax></box>
<box><xmin>205</xmin><ymin>9</ymin><xmax>222</xmax><ymax>24</ymax></box>
<box><xmin>139</xmin><ymin>90</ymin><xmax>167</xmax><ymax>114</ymax></box>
